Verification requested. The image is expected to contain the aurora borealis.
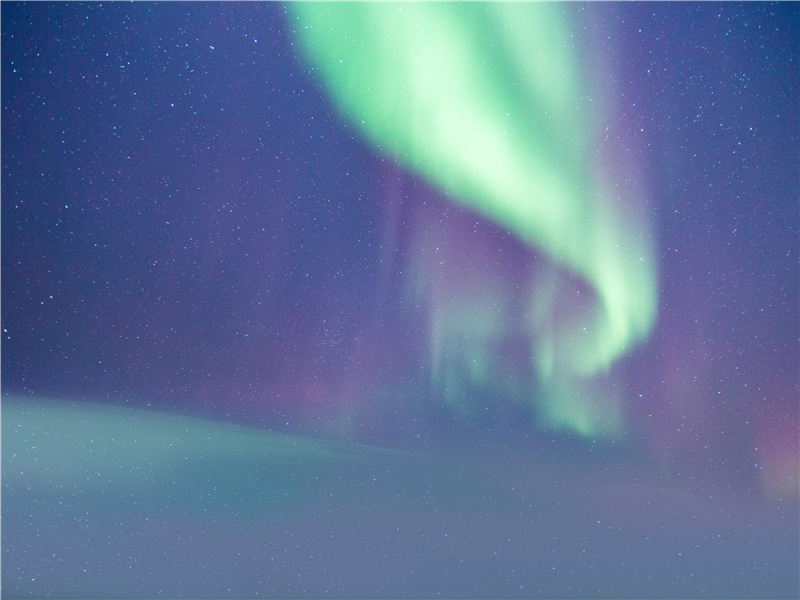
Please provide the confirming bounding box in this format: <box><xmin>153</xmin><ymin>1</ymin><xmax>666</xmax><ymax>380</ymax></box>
<box><xmin>290</xmin><ymin>2</ymin><xmax>658</xmax><ymax>437</ymax></box>
<box><xmin>2</xmin><ymin>2</ymin><xmax>798</xmax><ymax>598</ymax></box>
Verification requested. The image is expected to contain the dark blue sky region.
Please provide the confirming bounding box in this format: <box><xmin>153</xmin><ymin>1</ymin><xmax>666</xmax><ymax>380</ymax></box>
<box><xmin>2</xmin><ymin>2</ymin><xmax>798</xmax><ymax>598</ymax></box>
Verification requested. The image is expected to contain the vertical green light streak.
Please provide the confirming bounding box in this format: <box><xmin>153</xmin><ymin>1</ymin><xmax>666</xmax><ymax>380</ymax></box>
<box><xmin>290</xmin><ymin>3</ymin><xmax>657</xmax><ymax>437</ymax></box>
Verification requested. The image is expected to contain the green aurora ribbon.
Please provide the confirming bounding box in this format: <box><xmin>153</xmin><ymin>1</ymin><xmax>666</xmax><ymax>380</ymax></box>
<box><xmin>289</xmin><ymin>3</ymin><xmax>657</xmax><ymax>437</ymax></box>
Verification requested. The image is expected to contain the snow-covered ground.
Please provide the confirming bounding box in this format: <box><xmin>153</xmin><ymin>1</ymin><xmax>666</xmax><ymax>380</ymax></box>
<box><xmin>3</xmin><ymin>396</ymin><xmax>797</xmax><ymax>598</ymax></box>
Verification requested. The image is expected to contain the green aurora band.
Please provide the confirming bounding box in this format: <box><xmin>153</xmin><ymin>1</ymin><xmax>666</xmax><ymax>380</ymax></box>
<box><xmin>289</xmin><ymin>3</ymin><xmax>657</xmax><ymax>437</ymax></box>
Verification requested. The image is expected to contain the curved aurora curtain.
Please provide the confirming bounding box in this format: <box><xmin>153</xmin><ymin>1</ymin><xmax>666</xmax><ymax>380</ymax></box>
<box><xmin>289</xmin><ymin>3</ymin><xmax>657</xmax><ymax>437</ymax></box>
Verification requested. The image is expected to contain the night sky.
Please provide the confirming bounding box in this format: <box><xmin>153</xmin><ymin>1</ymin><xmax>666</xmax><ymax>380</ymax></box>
<box><xmin>2</xmin><ymin>2</ymin><xmax>798</xmax><ymax>598</ymax></box>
